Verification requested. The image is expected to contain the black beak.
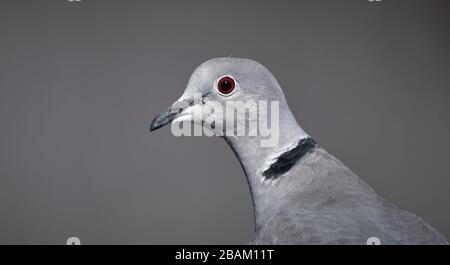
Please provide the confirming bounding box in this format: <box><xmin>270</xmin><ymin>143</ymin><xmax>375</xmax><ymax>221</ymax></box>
<box><xmin>149</xmin><ymin>109</ymin><xmax>179</xmax><ymax>131</ymax></box>
<box><xmin>149</xmin><ymin>98</ymin><xmax>195</xmax><ymax>132</ymax></box>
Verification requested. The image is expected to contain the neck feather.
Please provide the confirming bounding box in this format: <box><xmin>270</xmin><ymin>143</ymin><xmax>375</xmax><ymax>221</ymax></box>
<box><xmin>223</xmin><ymin>108</ymin><xmax>313</xmax><ymax>230</ymax></box>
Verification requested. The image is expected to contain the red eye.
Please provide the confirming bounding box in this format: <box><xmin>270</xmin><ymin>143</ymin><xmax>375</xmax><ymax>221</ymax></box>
<box><xmin>217</xmin><ymin>76</ymin><xmax>235</xmax><ymax>95</ymax></box>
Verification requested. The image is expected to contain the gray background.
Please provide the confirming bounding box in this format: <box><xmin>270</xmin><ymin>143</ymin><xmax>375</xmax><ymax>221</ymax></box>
<box><xmin>0</xmin><ymin>0</ymin><xmax>449</xmax><ymax>244</ymax></box>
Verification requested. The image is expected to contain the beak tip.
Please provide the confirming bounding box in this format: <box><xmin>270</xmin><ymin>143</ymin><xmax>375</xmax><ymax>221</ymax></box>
<box><xmin>149</xmin><ymin>118</ymin><xmax>161</xmax><ymax>132</ymax></box>
<box><xmin>150</xmin><ymin>110</ymin><xmax>174</xmax><ymax>132</ymax></box>
<box><xmin>150</xmin><ymin>100</ymin><xmax>190</xmax><ymax>133</ymax></box>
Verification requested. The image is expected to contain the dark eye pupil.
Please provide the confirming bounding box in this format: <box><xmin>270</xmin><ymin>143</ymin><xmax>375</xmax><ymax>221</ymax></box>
<box><xmin>222</xmin><ymin>80</ymin><xmax>231</xmax><ymax>89</ymax></box>
<box><xmin>218</xmin><ymin>76</ymin><xmax>235</xmax><ymax>94</ymax></box>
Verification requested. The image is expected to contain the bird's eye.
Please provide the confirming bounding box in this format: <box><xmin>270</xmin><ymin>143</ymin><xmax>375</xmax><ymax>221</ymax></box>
<box><xmin>217</xmin><ymin>76</ymin><xmax>235</xmax><ymax>95</ymax></box>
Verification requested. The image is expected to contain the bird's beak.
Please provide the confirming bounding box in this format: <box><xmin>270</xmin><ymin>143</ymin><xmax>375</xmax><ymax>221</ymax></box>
<box><xmin>150</xmin><ymin>98</ymin><xmax>195</xmax><ymax>132</ymax></box>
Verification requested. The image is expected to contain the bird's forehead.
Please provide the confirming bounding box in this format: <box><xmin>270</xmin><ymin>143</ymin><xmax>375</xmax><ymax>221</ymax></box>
<box><xmin>192</xmin><ymin>58</ymin><xmax>262</xmax><ymax>80</ymax></box>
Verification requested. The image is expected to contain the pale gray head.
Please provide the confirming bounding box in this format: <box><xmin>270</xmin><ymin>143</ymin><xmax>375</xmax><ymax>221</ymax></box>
<box><xmin>150</xmin><ymin>57</ymin><xmax>290</xmax><ymax>136</ymax></box>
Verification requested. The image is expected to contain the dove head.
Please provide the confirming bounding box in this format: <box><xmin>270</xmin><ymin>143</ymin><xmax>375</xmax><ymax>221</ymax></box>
<box><xmin>150</xmin><ymin>58</ymin><xmax>304</xmax><ymax>149</ymax></box>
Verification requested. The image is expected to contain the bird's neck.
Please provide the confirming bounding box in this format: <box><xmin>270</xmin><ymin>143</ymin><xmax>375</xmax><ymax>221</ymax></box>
<box><xmin>223</xmin><ymin>107</ymin><xmax>310</xmax><ymax>231</ymax></box>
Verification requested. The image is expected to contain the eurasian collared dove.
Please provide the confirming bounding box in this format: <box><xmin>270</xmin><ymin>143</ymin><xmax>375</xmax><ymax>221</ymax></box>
<box><xmin>150</xmin><ymin>58</ymin><xmax>448</xmax><ymax>245</ymax></box>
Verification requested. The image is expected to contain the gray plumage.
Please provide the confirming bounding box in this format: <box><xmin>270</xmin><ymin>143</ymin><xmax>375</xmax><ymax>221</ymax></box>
<box><xmin>150</xmin><ymin>58</ymin><xmax>448</xmax><ymax>245</ymax></box>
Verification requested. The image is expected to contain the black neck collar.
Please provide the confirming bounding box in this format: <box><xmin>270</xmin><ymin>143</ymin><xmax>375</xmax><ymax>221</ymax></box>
<box><xmin>263</xmin><ymin>137</ymin><xmax>317</xmax><ymax>180</ymax></box>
